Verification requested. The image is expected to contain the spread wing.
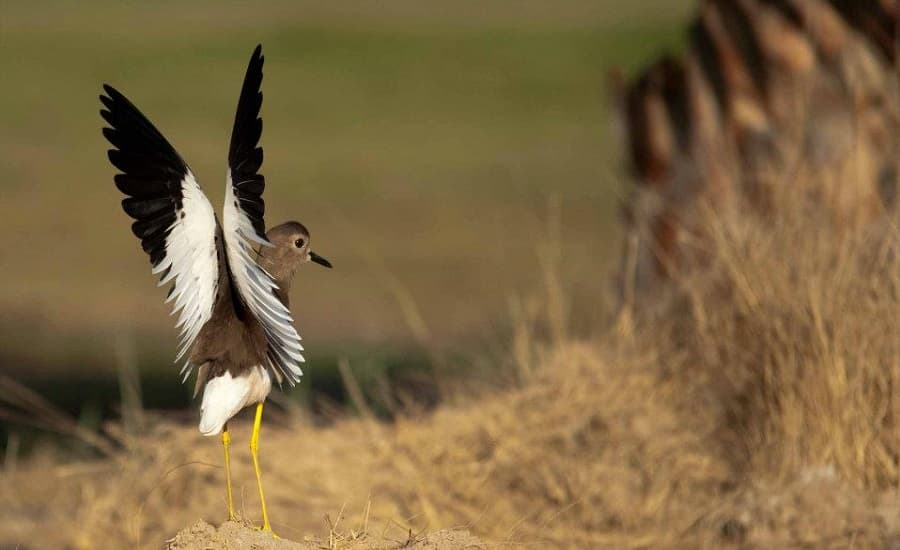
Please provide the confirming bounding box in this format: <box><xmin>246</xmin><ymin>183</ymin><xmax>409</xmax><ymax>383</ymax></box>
<box><xmin>100</xmin><ymin>85</ymin><xmax>219</xmax><ymax>370</ymax></box>
<box><xmin>222</xmin><ymin>44</ymin><xmax>305</xmax><ymax>386</ymax></box>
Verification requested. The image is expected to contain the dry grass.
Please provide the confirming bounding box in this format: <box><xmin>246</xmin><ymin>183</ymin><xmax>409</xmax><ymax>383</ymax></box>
<box><xmin>5</xmin><ymin>189</ymin><xmax>900</xmax><ymax>548</ymax></box>
<box><xmin>642</xmin><ymin>188</ymin><xmax>900</xmax><ymax>488</ymax></box>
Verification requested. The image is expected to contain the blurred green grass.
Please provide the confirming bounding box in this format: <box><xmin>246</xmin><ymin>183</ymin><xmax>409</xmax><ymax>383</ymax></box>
<box><xmin>0</xmin><ymin>1</ymin><xmax>691</xmax><ymax>402</ymax></box>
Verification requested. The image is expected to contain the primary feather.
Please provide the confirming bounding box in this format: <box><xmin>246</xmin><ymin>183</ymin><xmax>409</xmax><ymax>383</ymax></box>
<box><xmin>222</xmin><ymin>45</ymin><xmax>305</xmax><ymax>386</ymax></box>
<box><xmin>100</xmin><ymin>85</ymin><xmax>219</xmax><ymax>369</ymax></box>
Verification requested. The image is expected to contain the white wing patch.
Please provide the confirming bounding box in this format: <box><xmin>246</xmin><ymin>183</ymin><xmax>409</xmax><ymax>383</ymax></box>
<box><xmin>222</xmin><ymin>168</ymin><xmax>305</xmax><ymax>385</ymax></box>
<box><xmin>149</xmin><ymin>171</ymin><xmax>219</xmax><ymax>366</ymax></box>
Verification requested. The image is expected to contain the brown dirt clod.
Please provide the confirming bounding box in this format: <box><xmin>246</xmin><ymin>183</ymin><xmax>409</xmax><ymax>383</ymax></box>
<box><xmin>166</xmin><ymin>520</ymin><xmax>487</xmax><ymax>550</ymax></box>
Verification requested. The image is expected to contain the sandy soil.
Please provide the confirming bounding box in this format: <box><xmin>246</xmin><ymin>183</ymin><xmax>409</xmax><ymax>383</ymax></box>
<box><xmin>166</xmin><ymin>520</ymin><xmax>487</xmax><ymax>550</ymax></box>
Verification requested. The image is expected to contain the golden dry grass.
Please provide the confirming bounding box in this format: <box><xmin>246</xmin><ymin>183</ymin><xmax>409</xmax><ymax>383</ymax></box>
<box><xmin>5</xmin><ymin>189</ymin><xmax>900</xmax><ymax>549</ymax></box>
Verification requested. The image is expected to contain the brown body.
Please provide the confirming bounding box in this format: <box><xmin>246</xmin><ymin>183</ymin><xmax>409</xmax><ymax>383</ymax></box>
<box><xmin>190</xmin><ymin>221</ymin><xmax>325</xmax><ymax>396</ymax></box>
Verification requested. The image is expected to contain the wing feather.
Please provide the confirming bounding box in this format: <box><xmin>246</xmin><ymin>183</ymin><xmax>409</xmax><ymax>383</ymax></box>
<box><xmin>101</xmin><ymin>85</ymin><xmax>219</xmax><ymax>372</ymax></box>
<box><xmin>221</xmin><ymin>45</ymin><xmax>305</xmax><ymax>386</ymax></box>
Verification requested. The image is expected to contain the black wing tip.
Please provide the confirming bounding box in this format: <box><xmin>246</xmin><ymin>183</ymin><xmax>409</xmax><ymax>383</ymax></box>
<box><xmin>248</xmin><ymin>44</ymin><xmax>264</xmax><ymax>77</ymax></box>
<box><xmin>229</xmin><ymin>43</ymin><xmax>266</xmax><ymax>169</ymax></box>
<box><xmin>99</xmin><ymin>92</ymin><xmax>115</xmax><ymax>113</ymax></box>
<box><xmin>99</xmin><ymin>85</ymin><xmax>126</xmax><ymax>125</ymax></box>
<box><xmin>101</xmin><ymin>126</ymin><xmax>116</xmax><ymax>142</ymax></box>
<box><xmin>250</xmin><ymin>44</ymin><xmax>264</xmax><ymax>68</ymax></box>
<box><xmin>101</xmin><ymin>84</ymin><xmax>124</xmax><ymax>104</ymax></box>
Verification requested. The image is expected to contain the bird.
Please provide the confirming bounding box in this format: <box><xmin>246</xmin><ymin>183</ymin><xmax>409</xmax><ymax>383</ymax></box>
<box><xmin>99</xmin><ymin>44</ymin><xmax>331</xmax><ymax>534</ymax></box>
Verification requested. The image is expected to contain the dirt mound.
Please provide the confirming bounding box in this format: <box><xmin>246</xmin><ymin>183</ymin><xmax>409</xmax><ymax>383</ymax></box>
<box><xmin>166</xmin><ymin>520</ymin><xmax>486</xmax><ymax>550</ymax></box>
<box><xmin>167</xmin><ymin>521</ymin><xmax>308</xmax><ymax>550</ymax></box>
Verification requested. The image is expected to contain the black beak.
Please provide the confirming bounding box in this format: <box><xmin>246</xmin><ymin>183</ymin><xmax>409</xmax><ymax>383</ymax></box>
<box><xmin>309</xmin><ymin>251</ymin><xmax>332</xmax><ymax>268</ymax></box>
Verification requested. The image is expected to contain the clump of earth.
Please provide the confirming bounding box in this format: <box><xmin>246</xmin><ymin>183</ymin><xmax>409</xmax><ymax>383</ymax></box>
<box><xmin>167</xmin><ymin>520</ymin><xmax>487</xmax><ymax>550</ymax></box>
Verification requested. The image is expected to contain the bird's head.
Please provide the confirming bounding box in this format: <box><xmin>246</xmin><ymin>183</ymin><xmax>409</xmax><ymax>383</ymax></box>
<box><xmin>259</xmin><ymin>221</ymin><xmax>332</xmax><ymax>283</ymax></box>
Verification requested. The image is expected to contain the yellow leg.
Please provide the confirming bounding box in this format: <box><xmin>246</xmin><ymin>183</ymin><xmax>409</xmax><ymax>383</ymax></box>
<box><xmin>222</xmin><ymin>424</ymin><xmax>236</xmax><ymax>521</ymax></box>
<box><xmin>250</xmin><ymin>402</ymin><xmax>276</xmax><ymax>535</ymax></box>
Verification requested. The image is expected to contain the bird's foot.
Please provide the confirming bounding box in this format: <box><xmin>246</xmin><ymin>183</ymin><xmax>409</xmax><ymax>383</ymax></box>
<box><xmin>258</xmin><ymin>524</ymin><xmax>279</xmax><ymax>539</ymax></box>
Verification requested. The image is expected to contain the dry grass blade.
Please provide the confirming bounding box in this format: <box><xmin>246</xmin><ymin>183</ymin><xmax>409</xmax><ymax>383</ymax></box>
<box><xmin>0</xmin><ymin>374</ymin><xmax>119</xmax><ymax>456</ymax></box>
<box><xmin>338</xmin><ymin>358</ymin><xmax>375</xmax><ymax>420</ymax></box>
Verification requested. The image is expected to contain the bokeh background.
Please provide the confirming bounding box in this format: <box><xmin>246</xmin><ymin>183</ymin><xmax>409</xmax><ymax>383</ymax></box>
<box><xmin>0</xmin><ymin>1</ymin><xmax>690</xmax><ymax>421</ymax></box>
<box><xmin>7</xmin><ymin>2</ymin><xmax>900</xmax><ymax>548</ymax></box>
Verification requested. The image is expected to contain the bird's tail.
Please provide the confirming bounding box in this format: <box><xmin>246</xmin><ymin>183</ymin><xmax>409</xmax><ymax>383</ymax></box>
<box><xmin>199</xmin><ymin>366</ymin><xmax>272</xmax><ymax>436</ymax></box>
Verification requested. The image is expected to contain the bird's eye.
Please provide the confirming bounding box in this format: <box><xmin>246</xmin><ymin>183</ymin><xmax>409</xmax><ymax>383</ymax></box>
<box><xmin>294</xmin><ymin>238</ymin><xmax>305</xmax><ymax>248</ymax></box>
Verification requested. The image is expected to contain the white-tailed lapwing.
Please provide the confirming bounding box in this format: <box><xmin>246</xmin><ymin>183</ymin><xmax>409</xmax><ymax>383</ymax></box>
<box><xmin>100</xmin><ymin>44</ymin><xmax>331</xmax><ymax>533</ymax></box>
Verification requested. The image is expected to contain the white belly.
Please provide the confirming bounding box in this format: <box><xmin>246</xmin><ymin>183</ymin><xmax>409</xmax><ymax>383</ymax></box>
<box><xmin>198</xmin><ymin>365</ymin><xmax>272</xmax><ymax>436</ymax></box>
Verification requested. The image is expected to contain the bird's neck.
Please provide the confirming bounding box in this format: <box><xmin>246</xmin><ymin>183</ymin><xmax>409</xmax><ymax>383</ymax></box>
<box><xmin>256</xmin><ymin>248</ymin><xmax>293</xmax><ymax>307</ymax></box>
<box><xmin>273</xmin><ymin>278</ymin><xmax>291</xmax><ymax>308</ymax></box>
